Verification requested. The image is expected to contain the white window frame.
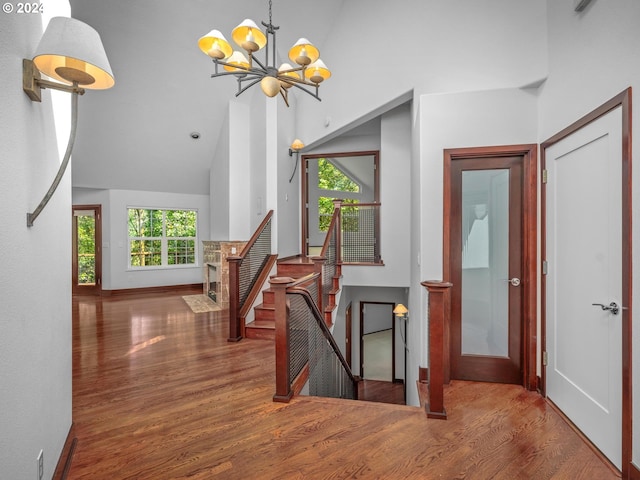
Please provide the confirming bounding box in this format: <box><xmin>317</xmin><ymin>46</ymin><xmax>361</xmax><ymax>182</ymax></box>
<box><xmin>127</xmin><ymin>208</ymin><xmax>198</xmax><ymax>269</ymax></box>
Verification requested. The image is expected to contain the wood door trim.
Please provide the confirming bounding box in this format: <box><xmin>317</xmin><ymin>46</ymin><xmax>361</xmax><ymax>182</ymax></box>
<box><xmin>72</xmin><ymin>204</ymin><xmax>102</xmax><ymax>296</ymax></box>
<box><xmin>443</xmin><ymin>144</ymin><xmax>538</xmax><ymax>390</ymax></box>
<box><xmin>540</xmin><ymin>88</ymin><xmax>632</xmax><ymax>479</ymax></box>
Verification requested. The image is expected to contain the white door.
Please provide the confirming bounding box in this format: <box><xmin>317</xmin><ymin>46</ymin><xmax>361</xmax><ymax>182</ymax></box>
<box><xmin>545</xmin><ymin>106</ymin><xmax>622</xmax><ymax>469</ymax></box>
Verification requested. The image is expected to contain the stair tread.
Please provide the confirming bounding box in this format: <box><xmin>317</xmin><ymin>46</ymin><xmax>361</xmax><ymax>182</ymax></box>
<box><xmin>245</xmin><ymin>320</ymin><xmax>275</xmax><ymax>329</ymax></box>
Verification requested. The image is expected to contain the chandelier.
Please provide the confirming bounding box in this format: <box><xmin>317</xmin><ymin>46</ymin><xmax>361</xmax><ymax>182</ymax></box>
<box><xmin>198</xmin><ymin>0</ymin><xmax>331</xmax><ymax>107</ymax></box>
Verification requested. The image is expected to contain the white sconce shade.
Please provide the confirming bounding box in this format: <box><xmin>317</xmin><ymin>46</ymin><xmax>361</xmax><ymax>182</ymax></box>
<box><xmin>290</xmin><ymin>139</ymin><xmax>305</xmax><ymax>151</ymax></box>
<box><xmin>223</xmin><ymin>51</ymin><xmax>250</xmax><ymax>72</ymax></box>
<box><xmin>32</xmin><ymin>16</ymin><xmax>114</xmax><ymax>89</ymax></box>
<box><xmin>393</xmin><ymin>304</ymin><xmax>409</xmax><ymax>318</ymax></box>
<box><xmin>278</xmin><ymin>63</ymin><xmax>300</xmax><ymax>89</ymax></box>
<box><xmin>305</xmin><ymin>59</ymin><xmax>331</xmax><ymax>84</ymax></box>
<box><xmin>232</xmin><ymin>19</ymin><xmax>267</xmax><ymax>52</ymax></box>
<box><xmin>288</xmin><ymin>38</ymin><xmax>320</xmax><ymax>66</ymax></box>
<box><xmin>198</xmin><ymin>30</ymin><xmax>233</xmax><ymax>59</ymax></box>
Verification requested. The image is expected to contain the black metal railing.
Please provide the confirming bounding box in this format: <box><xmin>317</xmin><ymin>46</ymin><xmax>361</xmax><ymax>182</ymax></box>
<box><xmin>272</xmin><ymin>275</ymin><xmax>357</xmax><ymax>402</ymax></box>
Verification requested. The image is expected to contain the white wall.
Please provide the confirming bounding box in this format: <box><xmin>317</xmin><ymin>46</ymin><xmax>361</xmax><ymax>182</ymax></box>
<box><xmin>536</xmin><ymin>0</ymin><xmax>640</xmax><ymax>465</ymax></box>
<box><xmin>210</xmin><ymin>108</ymin><xmax>230</xmax><ymax>239</ymax></box>
<box><xmin>276</xmin><ymin>93</ymin><xmax>301</xmax><ymax>258</ymax></box>
<box><xmin>0</xmin><ymin>13</ymin><xmax>72</xmax><ymax>479</ymax></box>
<box><xmin>342</xmin><ymin>104</ymin><xmax>413</xmax><ymax>288</ymax></box>
<box><xmin>297</xmin><ymin>0</ymin><xmax>547</xmax><ymax>148</ymax></box>
<box><xmin>73</xmin><ymin>189</ymin><xmax>210</xmax><ymax>290</ymax></box>
<box><xmin>412</xmin><ymin>87</ymin><xmax>539</xmax><ymax>405</ymax></box>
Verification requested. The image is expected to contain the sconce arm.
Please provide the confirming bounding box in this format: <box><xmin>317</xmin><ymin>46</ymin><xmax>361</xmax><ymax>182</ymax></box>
<box><xmin>23</xmin><ymin>59</ymin><xmax>85</xmax><ymax>102</ymax></box>
<box><xmin>27</xmin><ymin>88</ymin><xmax>79</xmax><ymax>227</ymax></box>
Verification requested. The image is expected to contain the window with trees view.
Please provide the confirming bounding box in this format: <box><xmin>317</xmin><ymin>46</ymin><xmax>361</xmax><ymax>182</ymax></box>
<box><xmin>318</xmin><ymin>158</ymin><xmax>360</xmax><ymax>231</ymax></box>
<box><xmin>128</xmin><ymin>208</ymin><xmax>197</xmax><ymax>268</ymax></box>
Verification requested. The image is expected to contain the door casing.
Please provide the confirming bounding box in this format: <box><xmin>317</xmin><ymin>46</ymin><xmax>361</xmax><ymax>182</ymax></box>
<box><xmin>72</xmin><ymin>204</ymin><xmax>102</xmax><ymax>295</ymax></box>
<box><xmin>443</xmin><ymin>145</ymin><xmax>538</xmax><ymax>390</ymax></box>
<box><xmin>541</xmin><ymin>88</ymin><xmax>632</xmax><ymax>478</ymax></box>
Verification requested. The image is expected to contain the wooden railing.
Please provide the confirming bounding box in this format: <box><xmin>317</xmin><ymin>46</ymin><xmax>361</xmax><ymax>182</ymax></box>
<box><xmin>421</xmin><ymin>280</ymin><xmax>453</xmax><ymax>420</ymax></box>
<box><xmin>227</xmin><ymin>210</ymin><xmax>273</xmax><ymax>342</ymax></box>
<box><xmin>272</xmin><ymin>274</ymin><xmax>358</xmax><ymax>403</ymax></box>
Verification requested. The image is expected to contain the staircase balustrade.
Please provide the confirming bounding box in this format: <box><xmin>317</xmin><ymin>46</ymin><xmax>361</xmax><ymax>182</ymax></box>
<box><xmin>227</xmin><ymin>210</ymin><xmax>273</xmax><ymax>342</ymax></box>
<box><xmin>272</xmin><ymin>274</ymin><xmax>358</xmax><ymax>403</ymax></box>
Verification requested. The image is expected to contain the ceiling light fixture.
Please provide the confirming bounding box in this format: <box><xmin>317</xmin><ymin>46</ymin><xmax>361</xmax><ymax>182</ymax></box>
<box><xmin>198</xmin><ymin>0</ymin><xmax>331</xmax><ymax>107</ymax></box>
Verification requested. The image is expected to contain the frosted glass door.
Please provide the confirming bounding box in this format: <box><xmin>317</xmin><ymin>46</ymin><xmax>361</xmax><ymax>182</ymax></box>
<box><xmin>461</xmin><ymin>169</ymin><xmax>509</xmax><ymax>357</ymax></box>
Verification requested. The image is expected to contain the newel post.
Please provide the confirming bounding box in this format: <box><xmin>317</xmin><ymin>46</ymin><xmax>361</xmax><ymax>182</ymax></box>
<box><xmin>272</xmin><ymin>276</ymin><xmax>294</xmax><ymax>403</ymax></box>
<box><xmin>421</xmin><ymin>280</ymin><xmax>453</xmax><ymax>420</ymax></box>
<box><xmin>227</xmin><ymin>255</ymin><xmax>242</xmax><ymax>342</ymax></box>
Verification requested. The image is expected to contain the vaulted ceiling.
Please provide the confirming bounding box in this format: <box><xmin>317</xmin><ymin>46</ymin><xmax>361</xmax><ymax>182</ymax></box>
<box><xmin>69</xmin><ymin>0</ymin><xmax>345</xmax><ymax>195</ymax></box>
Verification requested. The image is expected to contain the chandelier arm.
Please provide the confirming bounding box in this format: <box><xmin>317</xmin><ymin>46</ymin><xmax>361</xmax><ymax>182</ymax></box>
<box><xmin>249</xmin><ymin>55</ymin><xmax>268</xmax><ymax>72</ymax></box>
<box><xmin>279</xmin><ymin>87</ymin><xmax>290</xmax><ymax>108</ymax></box>
<box><xmin>288</xmin><ymin>82</ymin><xmax>322</xmax><ymax>101</ymax></box>
<box><xmin>235</xmin><ymin>77</ymin><xmax>263</xmax><ymax>97</ymax></box>
<box><xmin>212</xmin><ymin>59</ymin><xmax>266</xmax><ymax>77</ymax></box>
<box><xmin>277</xmin><ymin>76</ymin><xmax>318</xmax><ymax>88</ymax></box>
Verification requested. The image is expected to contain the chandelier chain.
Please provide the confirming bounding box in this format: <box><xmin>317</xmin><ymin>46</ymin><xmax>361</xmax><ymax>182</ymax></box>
<box><xmin>269</xmin><ymin>0</ymin><xmax>272</xmax><ymax>26</ymax></box>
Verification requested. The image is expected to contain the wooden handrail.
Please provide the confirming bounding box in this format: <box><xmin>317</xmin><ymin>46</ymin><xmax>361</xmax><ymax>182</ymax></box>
<box><xmin>421</xmin><ymin>280</ymin><xmax>453</xmax><ymax>420</ymax></box>
<box><xmin>238</xmin><ymin>210</ymin><xmax>274</xmax><ymax>258</ymax></box>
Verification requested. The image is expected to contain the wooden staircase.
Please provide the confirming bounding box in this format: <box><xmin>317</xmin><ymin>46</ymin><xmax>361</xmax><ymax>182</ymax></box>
<box><xmin>244</xmin><ymin>256</ymin><xmax>341</xmax><ymax>340</ymax></box>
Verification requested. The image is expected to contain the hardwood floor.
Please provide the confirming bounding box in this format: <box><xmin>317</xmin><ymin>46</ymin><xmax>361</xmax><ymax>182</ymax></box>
<box><xmin>67</xmin><ymin>289</ymin><xmax>618</xmax><ymax>479</ymax></box>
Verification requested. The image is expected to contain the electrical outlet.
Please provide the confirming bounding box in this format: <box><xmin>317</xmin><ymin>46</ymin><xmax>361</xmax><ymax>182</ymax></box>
<box><xmin>37</xmin><ymin>450</ymin><xmax>43</xmax><ymax>480</ymax></box>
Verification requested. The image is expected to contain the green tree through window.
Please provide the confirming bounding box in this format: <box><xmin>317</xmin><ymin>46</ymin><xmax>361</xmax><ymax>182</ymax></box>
<box><xmin>128</xmin><ymin>208</ymin><xmax>197</xmax><ymax>267</ymax></box>
<box><xmin>318</xmin><ymin>158</ymin><xmax>360</xmax><ymax>231</ymax></box>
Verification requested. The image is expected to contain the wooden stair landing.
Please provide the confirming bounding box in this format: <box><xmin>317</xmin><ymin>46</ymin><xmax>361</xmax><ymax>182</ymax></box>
<box><xmin>244</xmin><ymin>256</ymin><xmax>338</xmax><ymax>340</ymax></box>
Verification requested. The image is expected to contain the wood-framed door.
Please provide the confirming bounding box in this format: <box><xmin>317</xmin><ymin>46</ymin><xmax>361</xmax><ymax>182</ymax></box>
<box><xmin>541</xmin><ymin>89</ymin><xmax>632</xmax><ymax>476</ymax></box>
<box><xmin>444</xmin><ymin>145</ymin><xmax>537</xmax><ymax>389</ymax></box>
<box><xmin>72</xmin><ymin>204</ymin><xmax>102</xmax><ymax>295</ymax></box>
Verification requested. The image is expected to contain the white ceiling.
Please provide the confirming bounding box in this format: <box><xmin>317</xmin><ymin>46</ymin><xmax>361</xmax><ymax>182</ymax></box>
<box><xmin>69</xmin><ymin>0</ymin><xmax>345</xmax><ymax>195</ymax></box>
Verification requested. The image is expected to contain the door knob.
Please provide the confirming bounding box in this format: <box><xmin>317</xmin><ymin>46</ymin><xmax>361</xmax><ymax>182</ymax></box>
<box><xmin>508</xmin><ymin>277</ymin><xmax>520</xmax><ymax>287</ymax></box>
<box><xmin>591</xmin><ymin>302</ymin><xmax>620</xmax><ymax>315</ymax></box>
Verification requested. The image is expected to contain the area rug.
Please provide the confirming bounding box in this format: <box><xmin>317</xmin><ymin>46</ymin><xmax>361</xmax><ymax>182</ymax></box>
<box><xmin>182</xmin><ymin>295</ymin><xmax>222</xmax><ymax>313</ymax></box>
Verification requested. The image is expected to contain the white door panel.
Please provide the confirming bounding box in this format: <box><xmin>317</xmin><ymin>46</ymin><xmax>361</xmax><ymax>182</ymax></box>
<box><xmin>546</xmin><ymin>106</ymin><xmax>622</xmax><ymax>469</ymax></box>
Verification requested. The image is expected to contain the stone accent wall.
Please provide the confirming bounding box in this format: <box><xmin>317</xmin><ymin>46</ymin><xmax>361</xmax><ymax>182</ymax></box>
<box><xmin>202</xmin><ymin>240</ymin><xmax>247</xmax><ymax>308</ymax></box>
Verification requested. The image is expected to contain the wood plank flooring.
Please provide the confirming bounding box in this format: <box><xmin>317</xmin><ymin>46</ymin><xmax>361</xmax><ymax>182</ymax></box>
<box><xmin>67</xmin><ymin>289</ymin><xmax>618</xmax><ymax>479</ymax></box>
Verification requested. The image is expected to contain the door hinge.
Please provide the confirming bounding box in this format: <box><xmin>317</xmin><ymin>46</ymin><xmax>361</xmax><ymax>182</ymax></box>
<box><xmin>542</xmin><ymin>260</ymin><xmax>548</xmax><ymax>275</ymax></box>
<box><xmin>543</xmin><ymin>351</ymin><xmax>548</xmax><ymax>366</ymax></box>
<box><xmin>542</xmin><ymin>169</ymin><xmax>548</xmax><ymax>184</ymax></box>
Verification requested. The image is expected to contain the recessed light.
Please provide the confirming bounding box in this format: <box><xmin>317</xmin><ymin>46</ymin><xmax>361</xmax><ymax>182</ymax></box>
<box><xmin>190</xmin><ymin>132</ymin><xmax>200</xmax><ymax>139</ymax></box>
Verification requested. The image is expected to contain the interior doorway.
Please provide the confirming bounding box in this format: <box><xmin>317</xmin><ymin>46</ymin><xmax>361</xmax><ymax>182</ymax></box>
<box><xmin>359</xmin><ymin>302</ymin><xmax>395</xmax><ymax>382</ymax></box>
<box><xmin>541</xmin><ymin>89</ymin><xmax>632</xmax><ymax>474</ymax></box>
<box><xmin>72</xmin><ymin>205</ymin><xmax>102</xmax><ymax>295</ymax></box>
<box><xmin>444</xmin><ymin>145</ymin><xmax>537</xmax><ymax>388</ymax></box>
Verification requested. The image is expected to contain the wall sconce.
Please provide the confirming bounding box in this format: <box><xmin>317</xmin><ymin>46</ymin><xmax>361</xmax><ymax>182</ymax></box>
<box><xmin>393</xmin><ymin>303</ymin><xmax>409</xmax><ymax>320</ymax></box>
<box><xmin>288</xmin><ymin>138</ymin><xmax>304</xmax><ymax>183</ymax></box>
<box><xmin>23</xmin><ymin>16</ymin><xmax>115</xmax><ymax>227</ymax></box>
